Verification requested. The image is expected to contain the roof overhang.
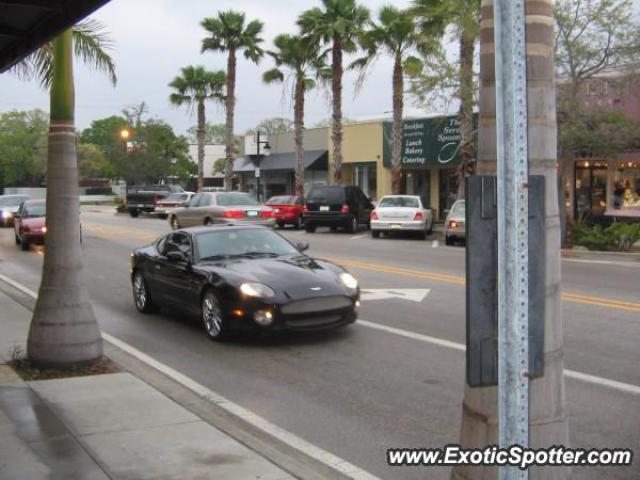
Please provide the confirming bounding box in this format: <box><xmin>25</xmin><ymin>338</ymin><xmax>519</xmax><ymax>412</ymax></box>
<box><xmin>0</xmin><ymin>0</ymin><xmax>111</xmax><ymax>73</ymax></box>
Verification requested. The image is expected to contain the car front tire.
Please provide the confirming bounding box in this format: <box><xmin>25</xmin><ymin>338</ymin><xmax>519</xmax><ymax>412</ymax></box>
<box><xmin>371</xmin><ymin>230</ymin><xmax>380</xmax><ymax>238</ymax></box>
<box><xmin>201</xmin><ymin>290</ymin><xmax>228</xmax><ymax>341</ymax></box>
<box><xmin>305</xmin><ymin>224</ymin><xmax>316</xmax><ymax>233</ymax></box>
<box><xmin>20</xmin><ymin>234</ymin><xmax>29</xmax><ymax>251</ymax></box>
<box><xmin>445</xmin><ymin>235</ymin><xmax>453</xmax><ymax>246</ymax></box>
<box><xmin>129</xmin><ymin>209</ymin><xmax>140</xmax><ymax>218</ymax></box>
<box><xmin>132</xmin><ymin>271</ymin><xmax>158</xmax><ymax>313</ymax></box>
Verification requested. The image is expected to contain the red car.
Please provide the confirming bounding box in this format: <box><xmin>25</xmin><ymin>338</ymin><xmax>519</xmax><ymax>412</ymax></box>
<box><xmin>265</xmin><ymin>195</ymin><xmax>305</xmax><ymax>229</ymax></box>
<box><xmin>14</xmin><ymin>199</ymin><xmax>47</xmax><ymax>250</ymax></box>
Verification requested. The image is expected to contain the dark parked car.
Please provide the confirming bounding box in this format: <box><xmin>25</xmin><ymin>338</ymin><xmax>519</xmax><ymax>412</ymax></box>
<box><xmin>303</xmin><ymin>185</ymin><xmax>374</xmax><ymax>233</ymax></box>
<box><xmin>0</xmin><ymin>194</ymin><xmax>29</xmax><ymax>227</ymax></box>
<box><xmin>130</xmin><ymin>225</ymin><xmax>360</xmax><ymax>340</ymax></box>
<box><xmin>265</xmin><ymin>195</ymin><xmax>305</xmax><ymax>229</ymax></box>
<box><xmin>125</xmin><ymin>184</ymin><xmax>185</xmax><ymax>217</ymax></box>
<box><xmin>14</xmin><ymin>199</ymin><xmax>46</xmax><ymax>250</ymax></box>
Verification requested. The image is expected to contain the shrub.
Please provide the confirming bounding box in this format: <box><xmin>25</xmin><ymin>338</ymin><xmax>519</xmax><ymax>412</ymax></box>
<box><xmin>572</xmin><ymin>221</ymin><xmax>640</xmax><ymax>251</ymax></box>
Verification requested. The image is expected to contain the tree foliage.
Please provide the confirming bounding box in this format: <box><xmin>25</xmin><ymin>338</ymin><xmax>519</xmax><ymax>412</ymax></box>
<box><xmin>0</xmin><ymin>110</ymin><xmax>49</xmax><ymax>187</ymax></box>
<box><xmin>187</xmin><ymin>123</ymin><xmax>226</xmax><ymax>144</ymax></box>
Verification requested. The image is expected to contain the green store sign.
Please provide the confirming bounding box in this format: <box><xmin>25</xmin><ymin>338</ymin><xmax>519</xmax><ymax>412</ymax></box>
<box><xmin>383</xmin><ymin>114</ymin><xmax>478</xmax><ymax>168</ymax></box>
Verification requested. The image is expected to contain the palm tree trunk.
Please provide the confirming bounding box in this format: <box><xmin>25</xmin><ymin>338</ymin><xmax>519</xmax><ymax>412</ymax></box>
<box><xmin>391</xmin><ymin>54</ymin><xmax>403</xmax><ymax>195</ymax></box>
<box><xmin>224</xmin><ymin>48</ymin><xmax>237</xmax><ymax>191</ymax></box>
<box><xmin>456</xmin><ymin>31</ymin><xmax>476</xmax><ymax>200</ymax></box>
<box><xmin>452</xmin><ymin>2</ymin><xmax>569</xmax><ymax>479</ymax></box>
<box><xmin>197</xmin><ymin>99</ymin><xmax>206</xmax><ymax>192</ymax></box>
<box><xmin>27</xmin><ymin>29</ymin><xmax>103</xmax><ymax>368</ymax></box>
<box><xmin>331</xmin><ymin>36</ymin><xmax>343</xmax><ymax>184</ymax></box>
<box><xmin>294</xmin><ymin>77</ymin><xmax>305</xmax><ymax>197</ymax></box>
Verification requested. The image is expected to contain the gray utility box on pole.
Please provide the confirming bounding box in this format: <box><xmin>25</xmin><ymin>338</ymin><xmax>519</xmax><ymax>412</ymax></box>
<box><xmin>465</xmin><ymin>175</ymin><xmax>546</xmax><ymax>387</ymax></box>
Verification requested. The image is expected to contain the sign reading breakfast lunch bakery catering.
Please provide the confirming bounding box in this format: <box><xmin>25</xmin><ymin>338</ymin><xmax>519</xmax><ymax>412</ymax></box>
<box><xmin>383</xmin><ymin>114</ymin><xmax>477</xmax><ymax>168</ymax></box>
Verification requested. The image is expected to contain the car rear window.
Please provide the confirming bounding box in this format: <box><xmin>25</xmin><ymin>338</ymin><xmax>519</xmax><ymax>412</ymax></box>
<box><xmin>378</xmin><ymin>196</ymin><xmax>419</xmax><ymax>208</ymax></box>
<box><xmin>451</xmin><ymin>201</ymin><xmax>466</xmax><ymax>213</ymax></box>
<box><xmin>0</xmin><ymin>195</ymin><xmax>28</xmax><ymax>206</ymax></box>
<box><xmin>165</xmin><ymin>193</ymin><xmax>188</xmax><ymax>201</ymax></box>
<box><xmin>306</xmin><ymin>187</ymin><xmax>345</xmax><ymax>203</ymax></box>
<box><xmin>23</xmin><ymin>203</ymin><xmax>46</xmax><ymax>217</ymax></box>
<box><xmin>267</xmin><ymin>196</ymin><xmax>296</xmax><ymax>205</ymax></box>
<box><xmin>216</xmin><ymin>193</ymin><xmax>260</xmax><ymax>206</ymax></box>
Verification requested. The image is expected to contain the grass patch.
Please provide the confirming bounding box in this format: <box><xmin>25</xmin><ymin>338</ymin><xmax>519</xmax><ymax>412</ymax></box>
<box><xmin>8</xmin><ymin>346</ymin><xmax>121</xmax><ymax>381</ymax></box>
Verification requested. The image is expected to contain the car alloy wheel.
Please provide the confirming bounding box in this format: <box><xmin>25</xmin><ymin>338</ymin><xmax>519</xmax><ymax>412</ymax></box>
<box><xmin>202</xmin><ymin>290</ymin><xmax>226</xmax><ymax>340</ymax></box>
<box><xmin>132</xmin><ymin>272</ymin><xmax>156</xmax><ymax>313</ymax></box>
<box><xmin>170</xmin><ymin>216</ymin><xmax>180</xmax><ymax>230</ymax></box>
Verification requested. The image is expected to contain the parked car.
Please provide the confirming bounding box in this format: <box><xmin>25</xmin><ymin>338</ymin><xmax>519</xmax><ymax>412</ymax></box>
<box><xmin>125</xmin><ymin>184</ymin><xmax>185</xmax><ymax>217</ymax></box>
<box><xmin>303</xmin><ymin>185</ymin><xmax>374</xmax><ymax>233</ymax></box>
<box><xmin>201</xmin><ymin>186</ymin><xmax>225</xmax><ymax>193</ymax></box>
<box><xmin>265</xmin><ymin>195</ymin><xmax>305</xmax><ymax>229</ymax></box>
<box><xmin>130</xmin><ymin>225</ymin><xmax>360</xmax><ymax>340</ymax></box>
<box><xmin>444</xmin><ymin>199</ymin><xmax>466</xmax><ymax>245</ymax></box>
<box><xmin>14</xmin><ymin>199</ymin><xmax>46</xmax><ymax>250</ymax></box>
<box><xmin>155</xmin><ymin>192</ymin><xmax>195</xmax><ymax>219</ymax></box>
<box><xmin>168</xmin><ymin>192</ymin><xmax>275</xmax><ymax>229</ymax></box>
<box><xmin>0</xmin><ymin>194</ymin><xmax>29</xmax><ymax>227</ymax></box>
<box><xmin>370</xmin><ymin>195</ymin><xmax>434</xmax><ymax>240</ymax></box>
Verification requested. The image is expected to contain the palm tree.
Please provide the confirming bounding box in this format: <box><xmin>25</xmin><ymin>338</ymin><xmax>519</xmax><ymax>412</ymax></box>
<box><xmin>20</xmin><ymin>23</ymin><xmax>116</xmax><ymax>367</ymax></box>
<box><xmin>298</xmin><ymin>0</ymin><xmax>370</xmax><ymax>184</ymax></box>
<box><xmin>263</xmin><ymin>34</ymin><xmax>329</xmax><ymax>197</ymax></box>
<box><xmin>351</xmin><ymin>5</ymin><xmax>431</xmax><ymax>194</ymax></box>
<box><xmin>412</xmin><ymin>0</ymin><xmax>480</xmax><ymax>199</ymax></box>
<box><xmin>452</xmin><ymin>1</ymin><xmax>569</xmax><ymax>479</ymax></box>
<box><xmin>201</xmin><ymin>11</ymin><xmax>264</xmax><ymax>191</ymax></box>
<box><xmin>169</xmin><ymin>66</ymin><xmax>226</xmax><ymax>192</ymax></box>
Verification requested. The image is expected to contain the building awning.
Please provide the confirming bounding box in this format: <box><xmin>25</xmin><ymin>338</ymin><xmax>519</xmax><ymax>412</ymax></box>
<box><xmin>234</xmin><ymin>150</ymin><xmax>328</xmax><ymax>173</ymax></box>
<box><xmin>0</xmin><ymin>0</ymin><xmax>111</xmax><ymax>73</ymax></box>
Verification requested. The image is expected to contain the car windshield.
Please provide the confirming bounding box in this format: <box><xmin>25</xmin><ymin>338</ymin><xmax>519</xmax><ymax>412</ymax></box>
<box><xmin>23</xmin><ymin>204</ymin><xmax>46</xmax><ymax>218</ymax></box>
<box><xmin>307</xmin><ymin>187</ymin><xmax>345</xmax><ymax>203</ymax></box>
<box><xmin>195</xmin><ymin>229</ymin><xmax>299</xmax><ymax>261</ymax></box>
<box><xmin>216</xmin><ymin>193</ymin><xmax>260</xmax><ymax>206</ymax></box>
<box><xmin>0</xmin><ymin>196</ymin><xmax>28</xmax><ymax>207</ymax></box>
<box><xmin>164</xmin><ymin>193</ymin><xmax>188</xmax><ymax>202</ymax></box>
<box><xmin>451</xmin><ymin>201</ymin><xmax>466</xmax><ymax>214</ymax></box>
<box><xmin>267</xmin><ymin>195</ymin><xmax>295</xmax><ymax>205</ymax></box>
<box><xmin>378</xmin><ymin>196</ymin><xmax>419</xmax><ymax>208</ymax></box>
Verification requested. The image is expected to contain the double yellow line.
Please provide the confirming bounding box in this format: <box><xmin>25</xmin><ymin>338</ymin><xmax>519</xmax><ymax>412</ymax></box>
<box><xmin>326</xmin><ymin>257</ymin><xmax>640</xmax><ymax>314</ymax></box>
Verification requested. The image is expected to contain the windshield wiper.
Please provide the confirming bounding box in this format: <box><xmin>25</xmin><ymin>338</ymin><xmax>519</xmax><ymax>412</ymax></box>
<box><xmin>242</xmin><ymin>251</ymin><xmax>280</xmax><ymax>258</ymax></box>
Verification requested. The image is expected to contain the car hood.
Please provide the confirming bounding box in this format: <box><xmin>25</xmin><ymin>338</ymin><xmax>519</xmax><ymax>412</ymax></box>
<box><xmin>198</xmin><ymin>255</ymin><xmax>351</xmax><ymax>299</ymax></box>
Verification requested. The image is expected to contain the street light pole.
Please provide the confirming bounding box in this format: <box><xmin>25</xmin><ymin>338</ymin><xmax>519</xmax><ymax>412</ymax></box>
<box><xmin>254</xmin><ymin>130</ymin><xmax>271</xmax><ymax>202</ymax></box>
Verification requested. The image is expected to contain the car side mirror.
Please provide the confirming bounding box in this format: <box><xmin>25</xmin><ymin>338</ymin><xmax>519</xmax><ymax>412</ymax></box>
<box><xmin>296</xmin><ymin>241</ymin><xmax>309</xmax><ymax>252</ymax></box>
<box><xmin>167</xmin><ymin>250</ymin><xmax>189</xmax><ymax>263</ymax></box>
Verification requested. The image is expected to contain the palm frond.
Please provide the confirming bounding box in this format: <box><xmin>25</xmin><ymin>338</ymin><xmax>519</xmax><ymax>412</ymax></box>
<box><xmin>72</xmin><ymin>20</ymin><xmax>117</xmax><ymax>85</ymax></box>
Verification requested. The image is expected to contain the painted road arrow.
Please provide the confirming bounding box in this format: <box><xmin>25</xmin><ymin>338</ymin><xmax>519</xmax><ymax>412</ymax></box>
<box><xmin>360</xmin><ymin>289</ymin><xmax>431</xmax><ymax>303</ymax></box>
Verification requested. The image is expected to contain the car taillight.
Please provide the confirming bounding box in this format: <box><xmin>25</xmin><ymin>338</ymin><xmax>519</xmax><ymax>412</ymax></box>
<box><xmin>341</xmin><ymin>204</ymin><xmax>350</xmax><ymax>213</ymax></box>
<box><xmin>448</xmin><ymin>220</ymin><xmax>458</xmax><ymax>228</ymax></box>
<box><xmin>222</xmin><ymin>210</ymin><xmax>244</xmax><ymax>218</ymax></box>
<box><xmin>260</xmin><ymin>210</ymin><xmax>272</xmax><ymax>219</ymax></box>
<box><xmin>303</xmin><ymin>204</ymin><xmax>309</xmax><ymax>213</ymax></box>
<box><xmin>371</xmin><ymin>210</ymin><xmax>379</xmax><ymax>220</ymax></box>
<box><xmin>414</xmin><ymin>212</ymin><xmax>423</xmax><ymax>221</ymax></box>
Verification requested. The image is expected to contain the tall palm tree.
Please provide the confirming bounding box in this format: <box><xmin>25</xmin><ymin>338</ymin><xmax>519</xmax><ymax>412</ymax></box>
<box><xmin>201</xmin><ymin>11</ymin><xmax>264</xmax><ymax>191</ymax></box>
<box><xmin>263</xmin><ymin>34</ymin><xmax>329</xmax><ymax>197</ymax></box>
<box><xmin>351</xmin><ymin>5</ymin><xmax>431</xmax><ymax>194</ymax></box>
<box><xmin>298</xmin><ymin>0</ymin><xmax>370</xmax><ymax>184</ymax></box>
<box><xmin>452</xmin><ymin>1</ymin><xmax>569</xmax><ymax>479</ymax></box>
<box><xmin>22</xmin><ymin>23</ymin><xmax>116</xmax><ymax>367</ymax></box>
<box><xmin>169</xmin><ymin>66</ymin><xmax>226</xmax><ymax>192</ymax></box>
<box><xmin>412</xmin><ymin>0</ymin><xmax>480</xmax><ymax>199</ymax></box>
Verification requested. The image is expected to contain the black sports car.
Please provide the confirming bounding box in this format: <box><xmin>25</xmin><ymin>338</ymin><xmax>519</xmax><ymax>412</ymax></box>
<box><xmin>129</xmin><ymin>225</ymin><xmax>360</xmax><ymax>340</ymax></box>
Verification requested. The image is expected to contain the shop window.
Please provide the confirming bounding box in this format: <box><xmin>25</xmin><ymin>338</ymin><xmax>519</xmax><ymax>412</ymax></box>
<box><xmin>613</xmin><ymin>165</ymin><xmax>640</xmax><ymax>210</ymax></box>
<box><xmin>353</xmin><ymin>163</ymin><xmax>377</xmax><ymax>200</ymax></box>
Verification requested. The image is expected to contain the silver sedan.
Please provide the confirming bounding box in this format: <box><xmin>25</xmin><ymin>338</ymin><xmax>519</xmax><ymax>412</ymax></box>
<box><xmin>444</xmin><ymin>199</ymin><xmax>466</xmax><ymax>245</ymax></box>
<box><xmin>370</xmin><ymin>195</ymin><xmax>434</xmax><ymax>240</ymax></box>
<box><xmin>168</xmin><ymin>192</ymin><xmax>276</xmax><ymax>229</ymax></box>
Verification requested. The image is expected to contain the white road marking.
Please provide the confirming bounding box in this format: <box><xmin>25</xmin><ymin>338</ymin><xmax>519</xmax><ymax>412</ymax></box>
<box><xmin>350</xmin><ymin>234</ymin><xmax>368</xmax><ymax>240</ymax></box>
<box><xmin>360</xmin><ymin>288</ymin><xmax>431</xmax><ymax>303</ymax></box>
<box><xmin>432</xmin><ymin>240</ymin><xmax>439</xmax><ymax>248</ymax></box>
<box><xmin>0</xmin><ymin>272</ymin><xmax>378</xmax><ymax>480</ymax></box>
<box><xmin>562</xmin><ymin>258</ymin><xmax>640</xmax><ymax>268</ymax></box>
<box><xmin>357</xmin><ymin>319</ymin><xmax>640</xmax><ymax>396</ymax></box>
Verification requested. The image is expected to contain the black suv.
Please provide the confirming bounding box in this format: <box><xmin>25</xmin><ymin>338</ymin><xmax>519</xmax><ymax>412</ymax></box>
<box><xmin>303</xmin><ymin>185</ymin><xmax>374</xmax><ymax>233</ymax></box>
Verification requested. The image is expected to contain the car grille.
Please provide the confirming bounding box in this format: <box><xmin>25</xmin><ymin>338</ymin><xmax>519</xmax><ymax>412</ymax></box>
<box><xmin>280</xmin><ymin>295</ymin><xmax>352</xmax><ymax>315</ymax></box>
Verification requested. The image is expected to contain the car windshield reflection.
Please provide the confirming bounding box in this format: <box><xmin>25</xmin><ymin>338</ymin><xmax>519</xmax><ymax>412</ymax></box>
<box><xmin>195</xmin><ymin>229</ymin><xmax>299</xmax><ymax>262</ymax></box>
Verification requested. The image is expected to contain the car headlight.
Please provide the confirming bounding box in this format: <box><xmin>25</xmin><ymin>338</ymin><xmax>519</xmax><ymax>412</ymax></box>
<box><xmin>41</xmin><ymin>226</ymin><xmax>47</xmax><ymax>233</ymax></box>
<box><xmin>339</xmin><ymin>272</ymin><xmax>358</xmax><ymax>289</ymax></box>
<box><xmin>240</xmin><ymin>282</ymin><xmax>275</xmax><ymax>298</ymax></box>
<box><xmin>1</xmin><ymin>211</ymin><xmax>12</xmax><ymax>219</ymax></box>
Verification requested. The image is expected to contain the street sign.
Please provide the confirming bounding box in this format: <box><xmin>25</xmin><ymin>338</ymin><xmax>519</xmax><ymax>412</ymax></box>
<box><xmin>360</xmin><ymin>289</ymin><xmax>431</xmax><ymax>303</ymax></box>
<box><xmin>255</xmin><ymin>167</ymin><xmax>260</xmax><ymax>178</ymax></box>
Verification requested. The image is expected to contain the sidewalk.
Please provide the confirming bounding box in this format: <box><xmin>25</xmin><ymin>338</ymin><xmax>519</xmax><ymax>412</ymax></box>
<box><xmin>0</xmin><ymin>290</ymin><xmax>293</xmax><ymax>480</ymax></box>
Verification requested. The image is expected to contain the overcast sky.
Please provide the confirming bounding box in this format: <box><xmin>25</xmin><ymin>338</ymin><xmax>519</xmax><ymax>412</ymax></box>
<box><xmin>0</xmin><ymin>0</ymin><xmax>421</xmax><ymax>138</ymax></box>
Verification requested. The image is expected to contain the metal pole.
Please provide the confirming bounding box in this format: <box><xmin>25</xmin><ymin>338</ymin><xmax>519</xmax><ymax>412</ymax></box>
<box><xmin>494</xmin><ymin>1</ymin><xmax>530</xmax><ymax>479</ymax></box>
<box><xmin>256</xmin><ymin>130</ymin><xmax>261</xmax><ymax>202</ymax></box>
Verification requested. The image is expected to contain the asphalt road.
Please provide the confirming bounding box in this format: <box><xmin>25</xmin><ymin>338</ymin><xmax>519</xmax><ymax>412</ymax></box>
<box><xmin>0</xmin><ymin>207</ymin><xmax>638</xmax><ymax>480</ymax></box>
